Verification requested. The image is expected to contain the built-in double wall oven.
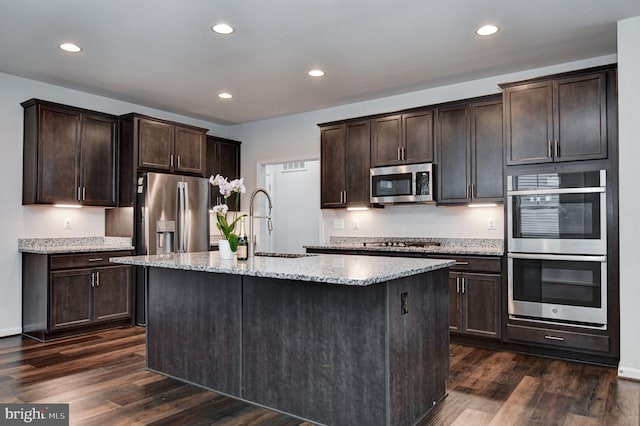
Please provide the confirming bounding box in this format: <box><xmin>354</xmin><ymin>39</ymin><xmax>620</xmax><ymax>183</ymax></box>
<box><xmin>507</xmin><ymin>169</ymin><xmax>607</xmax><ymax>329</ymax></box>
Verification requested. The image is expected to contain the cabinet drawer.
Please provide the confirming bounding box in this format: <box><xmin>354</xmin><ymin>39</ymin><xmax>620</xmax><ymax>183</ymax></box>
<box><xmin>506</xmin><ymin>324</ymin><xmax>609</xmax><ymax>354</ymax></box>
<box><xmin>430</xmin><ymin>255</ymin><xmax>502</xmax><ymax>273</ymax></box>
<box><xmin>50</xmin><ymin>251</ymin><xmax>133</xmax><ymax>270</ymax></box>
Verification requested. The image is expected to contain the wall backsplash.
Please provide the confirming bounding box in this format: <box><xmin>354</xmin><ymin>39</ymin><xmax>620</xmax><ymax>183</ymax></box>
<box><xmin>320</xmin><ymin>204</ymin><xmax>504</xmax><ymax>242</ymax></box>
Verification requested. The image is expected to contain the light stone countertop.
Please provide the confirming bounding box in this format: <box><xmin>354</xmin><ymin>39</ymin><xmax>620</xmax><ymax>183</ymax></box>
<box><xmin>304</xmin><ymin>236</ymin><xmax>504</xmax><ymax>256</ymax></box>
<box><xmin>109</xmin><ymin>251</ymin><xmax>455</xmax><ymax>286</ymax></box>
<box><xmin>18</xmin><ymin>237</ymin><xmax>134</xmax><ymax>254</ymax></box>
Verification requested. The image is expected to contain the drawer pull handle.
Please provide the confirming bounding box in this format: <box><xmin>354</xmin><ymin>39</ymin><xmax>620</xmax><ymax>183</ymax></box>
<box><xmin>544</xmin><ymin>335</ymin><xmax>565</xmax><ymax>342</ymax></box>
<box><xmin>88</xmin><ymin>258</ymin><xmax>104</xmax><ymax>262</ymax></box>
<box><xmin>455</xmin><ymin>262</ymin><xmax>469</xmax><ymax>265</ymax></box>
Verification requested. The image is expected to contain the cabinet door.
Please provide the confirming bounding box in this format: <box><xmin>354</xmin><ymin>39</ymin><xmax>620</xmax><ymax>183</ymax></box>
<box><xmin>345</xmin><ymin>120</ymin><xmax>371</xmax><ymax>206</ymax></box>
<box><xmin>94</xmin><ymin>266</ymin><xmax>132</xmax><ymax>322</ymax></box>
<box><xmin>403</xmin><ymin>110</ymin><xmax>434</xmax><ymax>163</ymax></box>
<box><xmin>371</xmin><ymin>115</ymin><xmax>402</xmax><ymax>167</ymax></box>
<box><xmin>436</xmin><ymin>105</ymin><xmax>470</xmax><ymax>203</ymax></box>
<box><xmin>138</xmin><ymin>118</ymin><xmax>173</xmax><ymax>171</ymax></box>
<box><xmin>470</xmin><ymin>99</ymin><xmax>504</xmax><ymax>202</ymax></box>
<box><xmin>38</xmin><ymin>105</ymin><xmax>80</xmax><ymax>203</ymax></box>
<box><xmin>80</xmin><ymin>113</ymin><xmax>117</xmax><ymax>206</ymax></box>
<box><xmin>554</xmin><ymin>72</ymin><xmax>607</xmax><ymax>161</ymax></box>
<box><xmin>449</xmin><ymin>272</ymin><xmax>462</xmax><ymax>333</ymax></box>
<box><xmin>504</xmin><ymin>81</ymin><xmax>554</xmax><ymax>165</ymax></box>
<box><xmin>320</xmin><ymin>125</ymin><xmax>346</xmax><ymax>208</ymax></box>
<box><xmin>218</xmin><ymin>139</ymin><xmax>242</xmax><ymax>209</ymax></box>
<box><xmin>462</xmin><ymin>273</ymin><xmax>501</xmax><ymax>339</ymax></box>
<box><xmin>174</xmin><ymin>126</ymin><xmax>205</xmax><ymax>175</ymax></box>
<box><xmin>50</xmin><ymin>270</ymin><xmax>93</xmax><ymax>329</ymax></box>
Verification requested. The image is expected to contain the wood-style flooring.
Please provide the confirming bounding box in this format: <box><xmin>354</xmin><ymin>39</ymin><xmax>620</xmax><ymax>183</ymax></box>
<box><xmin>0</xmin><ymin>327</ymin><xmax>638</xmax><ymax>425</ymax></box>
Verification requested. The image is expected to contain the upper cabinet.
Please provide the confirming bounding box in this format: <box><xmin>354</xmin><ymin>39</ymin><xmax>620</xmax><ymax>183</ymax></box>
<box><xmin>22</xmin><ymin>99</ymin><xmax>117</xmax><ymax>206</ymax></box>
<box><xmin>118</xmin><ymin>114</ymin><xmax>208</xmax><ymax>206</ymax></box>
<box><xmin>502</xmin><ymin>67</ymin><xmax>613</xmax><ymax>165</ymax></box>
<box><xmin>436</xmin><ymin>96</ymin><xmax>503</xmax><ymax>204</ymax></box>
<box><xmin>320</xmin><ymin>120</ymin><xmax>371</xmax><ymax>208</ymax></box>
<box><xmin>136</xmin><ymin>117</ymin><xmax>206</xmax><ymax>175</ymax></box>
<box><xmin>371</xmin><ymin>110</ymin><xmax>433</xmax><ymax>167</ymax></box>
<box><xmin>206</xmin><ymin>136</ymin><xmax>241</xmax><ymax>209</ymax></box>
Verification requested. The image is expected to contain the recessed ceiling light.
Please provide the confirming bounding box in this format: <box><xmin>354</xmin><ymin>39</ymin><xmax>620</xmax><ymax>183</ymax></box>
<box><xmin>476</xmin><ymin>25</ymin><xmax>499</xmax><ymax>36</ymax></box>
<box><xmin>59</xmin><ymin>43</ymin><xmax>82</xmax><ymax>53</ymax></box>
<box><xmin>218</xmin><ymin>92</ymin><xmax>232</xmax><ymax>99</ymax></box>
<box><xmin>308</xmin><ymin>69</ymin><xmax>325</xmax><ymax>77</ymax></box>
<box><xmin>211</xmin><ymin>24</ymin><xmax>234</xmax><ymax>35</ymax></box>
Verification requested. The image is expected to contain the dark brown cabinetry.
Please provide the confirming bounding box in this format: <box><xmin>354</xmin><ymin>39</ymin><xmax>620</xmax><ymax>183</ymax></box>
<box><xmin>22</xmin><ymin>99</ymin><xmax>117</xmax><ymax>206</ymax></box>
<box><xmin>22</xmin><ymin>251</ymin><xmax>134</xmax><ymax>341</ymax></box>
<box><xmin>371</xmin><ymin>110</ymin><xmax>433</xmax><ymax>167</ymax></box>
<box><xmin>441</xmin><ymin>256</ymin><xmax>502</xmax><ymax>339</ymax></box>
<box><xmin>118</xmin><ymin>114</ymin><xmax>208</xmax><ymax>205</ymax></box>
<box><xmin>436</xmin><ymin>96</ymin><xmax>503</xmax><ymax>204</ymax></box>
<box><xmin>320</xmin><ymin>120</ymin><xmax>371</xmax><ymax>208</ymax></box>
<box><xmin>502</xmin><ymin>68</ymin><xmax>611</xmax><ymax>165</ymax></box>
<box><xmin>136</xmin><ymin>117</ymin><xmax>206</xmax><ymax>174</ymax></box>
<box><xmin>206</xmin><ymin>136</ymin><xmax>241</xmax><ymax>208</ymax></box>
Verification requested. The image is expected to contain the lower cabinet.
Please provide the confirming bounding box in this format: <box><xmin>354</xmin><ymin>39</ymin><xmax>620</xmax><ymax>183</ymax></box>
<box><xmin>22</xmin><ymin>251</ymin><xmax>134</xmax><ymax>341</ymax></box>
<box><xmin>449</xmin><ymin>272</ymin><xmax>501</xmax><ymax>338</ymax></box>
<box><xmin>50</xmin><ymin>266</ymin><xmax>132</xmax><ymax>329</ymax></box>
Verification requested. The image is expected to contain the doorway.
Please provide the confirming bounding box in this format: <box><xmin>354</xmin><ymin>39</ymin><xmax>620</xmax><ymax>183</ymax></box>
<box><xmin>255</xmin><ymin>158</ymin><xmax>320</xmax><ymax>254</ymax></box>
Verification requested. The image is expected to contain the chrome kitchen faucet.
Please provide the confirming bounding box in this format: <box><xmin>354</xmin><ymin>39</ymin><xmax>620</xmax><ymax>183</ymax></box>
<box><xmin>248</xmin><ymin>188</ymin><xmax>273</xmax><ymax>259</ymax></box>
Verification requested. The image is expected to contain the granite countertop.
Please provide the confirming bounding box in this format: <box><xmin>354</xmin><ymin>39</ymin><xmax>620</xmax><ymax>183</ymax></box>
<box><xmin>18</xmin><ymin>237</ymin><xmax>134</xmax><ymax>254</ymax></box>
<box><xmin>304</xmin><ymin>236</ymin><xmax>504</xmax><ymax>256</ymax></box>
<box><xmin>110</xmin><ymin>252</ymin><xmax>455</xmax><ymax>286</ymax></box>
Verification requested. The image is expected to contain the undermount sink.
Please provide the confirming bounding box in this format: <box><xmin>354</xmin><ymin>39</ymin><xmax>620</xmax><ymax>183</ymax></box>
<box><xmin>254</xmin><ymin>252</ymin><xmax>317</xmax><ymax>258</ymax></box>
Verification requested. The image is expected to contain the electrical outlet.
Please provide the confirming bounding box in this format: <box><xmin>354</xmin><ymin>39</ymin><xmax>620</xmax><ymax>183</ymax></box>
<box><xmin>64</xmin><ymin>217</ymin><xmax>72</xmax><ymax>230</ymax></box>
<box><xmin>333</xmin><ymin>219</ymin><xmax>344</xmax><ymax>230</ymax></box>
<box><xmin>487</xmin><ymin>217</ymin><xmax>496</xmax><ymax>230</ymax></box>
<box><xmin>353</xmin><ymin>219</ymin><xmax>360</xmax><ymax>230</ymax></box>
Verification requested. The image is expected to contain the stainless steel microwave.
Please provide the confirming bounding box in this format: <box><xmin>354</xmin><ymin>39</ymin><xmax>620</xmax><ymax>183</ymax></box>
<box><xmin>370</xmin><ymin>163</ymin><xmax>434</xmax><ymax>204</ymax></box>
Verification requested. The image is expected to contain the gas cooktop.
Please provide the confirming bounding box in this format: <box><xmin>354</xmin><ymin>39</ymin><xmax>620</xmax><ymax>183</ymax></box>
<box><xmin>362</xmin><ymin>241</ymin><xmax>441</xmax><ymax>248</ymax></box>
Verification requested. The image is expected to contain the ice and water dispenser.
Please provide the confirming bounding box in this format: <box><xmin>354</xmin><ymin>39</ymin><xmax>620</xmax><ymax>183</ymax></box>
<box><xmin>156</xmin><ymin>220</ymin><xmax>175</xmax><ymax>253</ymax></box>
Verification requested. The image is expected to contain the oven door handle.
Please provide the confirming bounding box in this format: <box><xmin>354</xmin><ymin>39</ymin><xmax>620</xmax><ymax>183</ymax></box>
<box><xmin>508</xmin><ymin>253</ymin><xmax>607</xmax><ymax>262</ymax></box>
<box><xmin>507</xmin><ymin>187</ymin><xmax>605</xmax><ymax>196</ymax></box>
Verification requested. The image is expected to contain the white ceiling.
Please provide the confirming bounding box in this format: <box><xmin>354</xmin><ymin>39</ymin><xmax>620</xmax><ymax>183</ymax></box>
<box><xmin>1</xmin><ymin>1</ymin><xmax>639</xmax><ymax>125</ymax></box>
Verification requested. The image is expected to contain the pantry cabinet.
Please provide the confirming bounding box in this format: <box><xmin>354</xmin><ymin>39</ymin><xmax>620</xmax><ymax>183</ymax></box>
<box><xmin>22</xmin><ymin>251</ymin><xmax>134</xmax><ymax>341</ymax></box>
<box><xmin>21</xmin><ymin>99</ymin><xmax>117</xmax><ymax>206</ymax></box>
<box><xmin>502</xmin><ymin>67</ymin><xmax>612</xmax><ymax>165</ymax></box>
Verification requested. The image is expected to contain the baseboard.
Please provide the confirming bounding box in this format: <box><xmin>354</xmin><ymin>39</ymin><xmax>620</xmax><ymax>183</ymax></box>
<box><xmin>0</xmin><ymin>326</ymin><xmax>22</xmax><ymax>338</ymax></box>
<box><xmin>618</xmin><ymin>365</ymin><xmax>640</xmax><ymax>381</ymax></box>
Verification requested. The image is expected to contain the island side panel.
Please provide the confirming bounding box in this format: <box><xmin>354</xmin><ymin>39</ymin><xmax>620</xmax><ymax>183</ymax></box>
<box><xmin>242</xmin><ymin>276</ymin><xmax>388</xmax><ymax>426</ymax></box>
<box><xmin>146</xmin><ymin>268</ymin><xmax>242</xmax><ymax>396</ymax></box>
<box><xmin>387</xmin><ymin>269</ymin><xmax>450</xmax><ymax>425</ymax></box>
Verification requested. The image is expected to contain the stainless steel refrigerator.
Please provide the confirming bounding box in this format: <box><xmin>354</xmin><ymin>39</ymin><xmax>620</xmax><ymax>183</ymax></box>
<box><xmin>135</xmin><ymin>172</ymin><xmax>210</xmax><ymax>324</ymax></box>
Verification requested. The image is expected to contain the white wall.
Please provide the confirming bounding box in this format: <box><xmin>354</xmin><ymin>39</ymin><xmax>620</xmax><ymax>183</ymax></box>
<box><xmin>617</xmin><ymin>16</ymin><xmax>640</xmax><ymax>380</ymax></box>
<box><xmin>230</xmin><ymin>54</ymin><xmax>616</xmax><ymax>243</ymax></box>
<box><xmin>0</xmin><ymin>72</ymin><xmax>229</xmax><ymax>337</ymax></box>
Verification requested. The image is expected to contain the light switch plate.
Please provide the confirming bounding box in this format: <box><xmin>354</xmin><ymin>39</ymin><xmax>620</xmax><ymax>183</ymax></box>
<box><xmin>333</xmin><ymin>219</ymin><xmax>345</xmax><ymax>230</ymax></box>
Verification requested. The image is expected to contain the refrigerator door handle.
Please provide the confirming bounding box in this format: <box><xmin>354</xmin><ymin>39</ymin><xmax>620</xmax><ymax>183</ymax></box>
<box><xmin>183</xmin><ymin>182</ymin><xmax>190</xmax><ymax>252</ymax></box>
<box><xmin>177</xmin><ymin>181</ymin><xmax>185</xmax><ymax>253</ymax></box>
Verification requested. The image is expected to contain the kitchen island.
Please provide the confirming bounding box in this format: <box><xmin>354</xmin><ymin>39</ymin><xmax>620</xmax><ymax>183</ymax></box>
<box><xmin>111</xmin><ymin>252</ymin><xmax>455</xmax><ymax>426</ymax></box>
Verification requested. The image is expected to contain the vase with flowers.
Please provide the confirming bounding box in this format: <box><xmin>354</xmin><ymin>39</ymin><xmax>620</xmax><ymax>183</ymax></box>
<box><xmin>210</xmin><ymin>174</ymin><xmax>246</xmax><ymax>259</ymax></box>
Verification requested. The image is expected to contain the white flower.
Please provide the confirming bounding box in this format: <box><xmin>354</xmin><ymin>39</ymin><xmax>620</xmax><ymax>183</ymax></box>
<box><xmin>229</xmin><ymin>178</ymin><xmax>246</xmax><ymax>194</ymax></box>
<box><xmin>212</xmin><ymin>204</ymin><xmax>229</xmax><ymax>215</ymax></box>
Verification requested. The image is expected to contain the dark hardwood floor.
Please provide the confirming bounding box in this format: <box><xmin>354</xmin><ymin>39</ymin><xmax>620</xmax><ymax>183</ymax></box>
<box><xmin>0</xmin><ymin>327</ymin><xmax>638</xmax><ymax>425</ymax></box>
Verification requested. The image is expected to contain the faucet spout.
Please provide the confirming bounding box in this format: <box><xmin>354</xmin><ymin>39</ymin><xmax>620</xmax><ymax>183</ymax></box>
<box><xmin>248</xmin><ymin>188</ymin><xmax>273</xmax><ymax>258</ymax></box>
